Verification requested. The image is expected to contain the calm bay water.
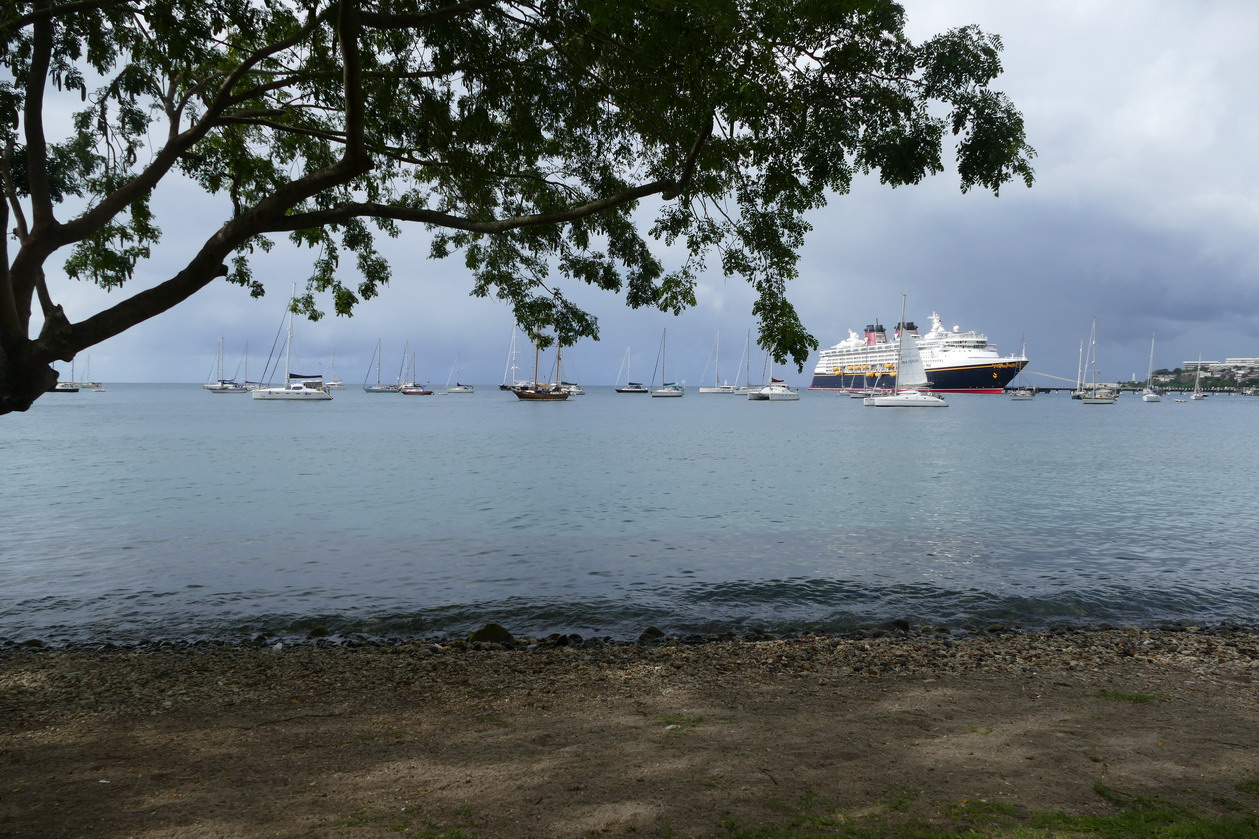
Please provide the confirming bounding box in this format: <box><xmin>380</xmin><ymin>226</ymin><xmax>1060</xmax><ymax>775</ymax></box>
<box><xmin>3</xmin><ymin>383</ymin><xmax>1257</xmax><ymax>644</ymax></box>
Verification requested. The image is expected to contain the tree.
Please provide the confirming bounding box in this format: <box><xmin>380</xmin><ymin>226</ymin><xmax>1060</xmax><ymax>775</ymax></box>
<box><xmin>0</xmin><ymin>0</ymin><xmax>1034</xmax><ymax>414</ymax></box>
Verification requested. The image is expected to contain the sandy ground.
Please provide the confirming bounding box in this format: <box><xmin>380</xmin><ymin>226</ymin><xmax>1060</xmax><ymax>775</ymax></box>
<box><xmin>2</xmin><ymin>629</ymin><xmax>1258</xmax><ymax>838</ymax></box>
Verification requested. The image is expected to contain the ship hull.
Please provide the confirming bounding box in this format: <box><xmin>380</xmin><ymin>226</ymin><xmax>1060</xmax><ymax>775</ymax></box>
<box><xmin>809</xmin><ymin>359</ymin><xmax>1025</xmax><ymax>394</ymax></box>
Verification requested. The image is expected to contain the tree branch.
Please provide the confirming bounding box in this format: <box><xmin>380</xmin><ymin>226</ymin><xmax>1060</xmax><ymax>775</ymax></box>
<box><xmin>268</xmin><ymin>178</ymin><xmax>675</xmax><ymax>235</ymax></box>
<box><xmin>59</xmin><ymin>240</ymin><xmax>234</xmax><ymax>354</ymax></box>
<box><xmin>0</xmin><ymin>0</ymin><xmax>132</xmax><ymax>33</ymax></box>
<box><xmin>1</xmin><ymin>141</ymin><xmax>30</xmax><ymax>243</ymax></box>
<box><xmin>662</xmin><ymin>114</ymin><xmax>714</xmax><ymax>200</ymax></box>
<box><xmin>52</xmin><ymin>9</ymin><xmax>330</xmax><ymax>249</ymax></box>
<box><xmin>0</xmin><ymin>186</ymin><xmax>19</xmax><ymax>344</ymax></box>
<box><xmin>23</xmin><ymin>2</ymin><xmax>56</xmax><ymax>232</ymax></box>
<box><xmin>338</xmin><ymin>0</ymin><xmax>367</xmax><ymax>162</ymax></box>
<box><xmin>359</xmin><ymin>0</ymin><xmax>499</xmax><ymax>30</ymax></box>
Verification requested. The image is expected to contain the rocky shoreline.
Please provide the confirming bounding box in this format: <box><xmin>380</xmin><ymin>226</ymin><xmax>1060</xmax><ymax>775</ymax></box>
<box><xmin>5</xmin><ymin>616</ymin><xmax>1258</xmax><ymax>654</ymax></box>
<box><xmin>5</xmin><ymin>624</ymin><xmax>1258</xmax><ymax>724</ymax></box>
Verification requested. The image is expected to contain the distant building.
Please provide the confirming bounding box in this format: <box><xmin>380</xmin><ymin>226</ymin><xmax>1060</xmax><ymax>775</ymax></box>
<box><xmin>1184</xmin><ymin>358</ymin><xmax>1259</xmax><ymax>375</ymax></box>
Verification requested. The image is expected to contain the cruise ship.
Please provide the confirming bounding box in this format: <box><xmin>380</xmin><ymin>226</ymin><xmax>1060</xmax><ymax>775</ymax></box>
<box><xmin>810</xmin><ymin>312</ymin><xmax>1027</xmax><ymax>393</ymax></box>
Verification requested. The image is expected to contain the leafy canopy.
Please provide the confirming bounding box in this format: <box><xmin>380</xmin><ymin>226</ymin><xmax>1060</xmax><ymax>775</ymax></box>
<box><xmin>0</xmin><ymin>0</ymin><xmax>1033</xmax><ymax>412</ymax></box>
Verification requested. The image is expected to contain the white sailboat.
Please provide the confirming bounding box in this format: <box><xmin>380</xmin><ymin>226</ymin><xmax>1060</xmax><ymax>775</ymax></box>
<box><xmin>1070</xmin><ymin>339</ymin><xmax>1087</xmax><ymax>399</ymax></box>
<box><xmin>500</xmin><ymin>327</ymin><xmax>533</xmax><ymax>390</ymax></box>
<box><xmin>698</xmin><ymin>331</ymin><xmax>739</xmax><ymax>393</ymax></box>
<box><xmin>864</xmin><ymin>295</ymin><xmax>948</xmax><ymax>407</ymax></box>
<box><xmin>1190</xmin><ymin>351</ymin><xmax>1207</xmax><ymax>399</ymax></box>
<box><xmin>203</xmin><ymin>338</ymin><xmax>248</xmax><ymax>392</ymax></box>
<box><xmin>650</xmin><ymin>328</ymin><xmax>683</xmax><ymax>397</ymax></box>
<box><xmin>748</xmin><ymin>379</ymin><xmax>800</xmax><ymax>401</ymax></box>
<box><xmin>1009</xmin><ymin>337</ymin><xmax>1035</xmax><ymax>400</ymax></box>
<box><xmin>1141</xmin><ymin>334</ymin><xmax>1162</xmax><ymax>402</ymax></box>
<box><xmin>326</xmin><ymin>349</ymin><xmax>344</xmax><ymax>388</ymax></box>
<box><xmin>398</xmin><ymin>343</ymin><xmax>432</xmax><ymax>394</ymax></box>
<box><xmin>1079</xmin><ymin>317</ymin><xmax>1116</xmax><ymax>405</ymax></box>
<box><xmin>252</xmin><ymin>290</ymin><xmax>333</xmax><ymax>401</ymax></box>
<box><xmin>747</xmin><ymin>357</ymin><xmax>799</xmax><ymax>401</ymax></box>
<box><xmin>444</xmin><ymin>354</ymin><xmax>474</xmax><ymax>393</ymax></box>
<box><xmin>614</xmin><ymin>346</ymin><xmax>649</xmax><ymax>393</ymax></box>
<box><xmin>735</xmin><ymin>330</ymin><xmax>760</xmax><ymax>393</ymax></box>
<box><xmin>52</xmin><ymin>358</ymin><xmax>79</xmax><ymax>392</ymax></box>
<box><xmin>363</xmin><ymin>339</ymin><xmax>397</xmax><ymax>392</ymax></box>
<box><xmin>78</xmin><ymin>356</ymin><xmax>103</xmax><ymax>390</ymax></box>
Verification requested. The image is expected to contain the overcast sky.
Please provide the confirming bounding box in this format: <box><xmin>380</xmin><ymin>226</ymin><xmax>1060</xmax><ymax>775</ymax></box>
<box><xmin>42</xmin><ymin>0</ymin><xmax>1259</xmax><ymax>388</ymax></box>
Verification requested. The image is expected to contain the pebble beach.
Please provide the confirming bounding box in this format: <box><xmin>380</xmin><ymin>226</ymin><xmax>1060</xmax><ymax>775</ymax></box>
<box><xmin>3</xmin><ymin>626</ymin><xmax>1258</xmax><ymax>837</ymax></box>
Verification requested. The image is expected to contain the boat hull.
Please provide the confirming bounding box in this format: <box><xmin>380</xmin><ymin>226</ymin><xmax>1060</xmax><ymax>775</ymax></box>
<box><xmin>810</xmin><ymin>360</ymin><xmax>1024</xmax><ymax>394</ymax></box>
<box><xmin>252</xmin><ymin>389</ymin><xmax>333</xmax><ymax>400</ymax></box>
<box><xmin>513</xmin><ymin>388</ymin><xmax>569</xmax><ymax>400</ymax></box>
<box><xmin>863</xmin><ymin>391</ymin><xmax>949</xmax><ymax>407</ymax></box>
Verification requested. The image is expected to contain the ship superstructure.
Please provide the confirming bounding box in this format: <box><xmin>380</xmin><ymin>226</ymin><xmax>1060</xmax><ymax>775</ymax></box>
<box><xmin>810</xmin><ymin>312</ymin><xmax>1027</xmax><ymax>393</ymax></box>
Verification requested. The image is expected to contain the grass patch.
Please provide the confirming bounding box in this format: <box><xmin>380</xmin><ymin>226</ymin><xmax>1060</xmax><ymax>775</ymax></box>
<box><xmin>658</xmin><ymin>713</ymin><xmax>706</xmax><ymax>732</ymax></box>
<box><xmin>1236</xmin><ymin>778</ymin><xmax>1259</xmax><ymax>797</ymax></box>
<box><xmin>1091</xmin><ymin>688</ymin><xmax>1168</xmax><ymax>704</ymax></box>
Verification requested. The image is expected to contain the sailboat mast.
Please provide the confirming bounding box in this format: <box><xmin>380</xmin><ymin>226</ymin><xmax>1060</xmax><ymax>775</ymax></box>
<box><xmin>662</xmin><ymin>329</ymin><xmax>667</xmax><ymax>382</ymax></box>
<box><xmin>894</xmin><ymin>294</ymin><xmax>907</xmax><ymax>390</ymax></box>
<box><xmin>503</xmin><ymin>328</ymin><xmax>516</xmax><ymax>385</ymax></box>
<box><xmin>1089</xmin><ymin>317</ymin><xmax>1098</xmax><ymax>389</ymax></box>
<box><xmin>735</xmin><ymin>330</ymin><xmax>745</xmax><ymax>388</ymax></box>
<box><xmin>714</xmin><ymin>330</ymin><xmax>720</xmax><ymax>386</ymax></box>
<box><xmin>1076</xmin><ymin>341</ymin><xmax>1084</xmax><ymax>391</ymax></box>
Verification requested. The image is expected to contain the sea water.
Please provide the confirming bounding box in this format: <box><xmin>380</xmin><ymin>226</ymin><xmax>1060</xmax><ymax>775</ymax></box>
<box><xmin>3</xmin><ymin>384</ymin><xmax>1257</xmax><ymax>644</ymax></box>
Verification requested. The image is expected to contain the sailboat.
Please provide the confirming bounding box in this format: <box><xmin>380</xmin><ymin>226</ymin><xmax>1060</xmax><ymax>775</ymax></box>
<box><xmin>747</xmin><ymin>377</ymin><xmax>800</xmax><ymax>401</ymax></box>
<box><xmin>203</xmin><ymin>338</ymin><xmax>248</xmax><ymax>392</ymax></box>
<box><xmin>863</xmin><ymin>296</ymin><xmax>948</xmax><ymax>407</ymax></box>
<box><xmin>1070</xmin><ymin>340</ymin><xmax>1087</xmax><ymax>399</ymax></box>
<box><xmin>1190</xmin><ymin>351</ymin><xmax>1207</xmax><ymax>400</ymax></box>
<box><xmin>500</xmin><ymin>327</ymin><xmax>530</xmax><ymax>390</ymax></box>
<box><xmin>78</xmin><ymin>356</ymin><xmax>103</xmax><ymax>390</ymax></box>
<box><xmin>747</xmin><ymin>355</ymin><xmax>799</xmax><ymax>401</ymax></box>
<box><xmin>698</xmin><ymin>331</ymin><xmax>739</xmax><ymax>393</ymax></box>
<box><xmin>399</xmin><ymin>344</ymin><xmax>433</xmax><ymax>394</ymax></box>
<box><xmin>735</xmin><ymin>330</ymin><xmax>759</xmax><ymax>393</ymax></box>
<box><xmin>1079</xmin><ymin>317</ymin><xmax>1116</xmax><ymax>404</ymax></box>
<box><xmin>512</xmin><ymin>338</ymin><xmax>569</xmax><ymax>400</ymax></box>
<box><xmin>326</xmin><ymin>349</ymin><xmax>344</xmax><ymax>388</ymax></box>
<box><xmin>1141</xmin><ymin>334</ymin><xmax>1162</xmax><ymax>402</ymax></box>
<box><xmin>363</xmin><ymin>339</ymin><xmax>398</xmax><ymax>391</ymax></box>
<box><xmin>51</xmin><ymin>358</ymin><xmax>79</xmax><ymax>392</ymax></box>
<box><xmin>252</xmin><ymin>288</ymin><xmax>333</xmax><ymax>401</ymax></box>
<box><xmin>650</xmin><ymin>328</ymin><xmax>684</xmax><ymax>397</ymax></box>
<box><xmin>614</xmin><ymin>346</ymin><xmax>649</xmax><ymax>393</ymax></box>
<box><xmin>444</xmin><ymin>354</ymin><xmax>474</xmax><ymax>393</ymax></box>
<box><xmin>1009</xmin><ymin>337</ymin><xmax>1034</xmax><ymax>400</ymax></box>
